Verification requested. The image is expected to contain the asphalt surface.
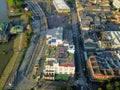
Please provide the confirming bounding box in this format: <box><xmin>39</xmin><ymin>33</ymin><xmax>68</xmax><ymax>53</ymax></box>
<box><xmin>71</xmin><ymin>8</ymin><xmax>88</xmax><ymax>90</ymax></box>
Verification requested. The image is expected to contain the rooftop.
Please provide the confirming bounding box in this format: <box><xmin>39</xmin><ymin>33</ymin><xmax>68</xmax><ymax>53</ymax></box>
<box><xmin>83</xmin><ymin>30</ymin><xmax>120</xmax><ymax>50</ymax></box>
<box><xmin>88</xmin><ymin>51</ymin><xmax>120</xmax><ymax>80</ymax></box>
<box><xmin>10</xmin><ymin>25</ymin><xmax>23</xmax><ymax>34</ymax></box>
<box><xmin>57</xmin><ymin>45</ymin><xmax>68</xmax><ymax>58</ymax></box>
<box><xmin>53</xmin><ymin>0</ymin><xmax>70</xmax><ymax>10</ymax></box>
<box><xmin>95</xmin><ymin>52</ymin><xmax>120</xmax><ymax>70</ymax></box>
<box><xmin>59</xmin><ymin>63</ymin><xmax>74</xmax><ymax>67</ymax></box>
<box><xmin>46</xmin><ymin>27</ymin><xmax>63</xmax><ymax>40</ymax></box>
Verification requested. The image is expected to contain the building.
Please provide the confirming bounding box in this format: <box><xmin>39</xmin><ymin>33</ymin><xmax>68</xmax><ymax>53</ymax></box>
<box><xmin>93</xmin><ymin>16</ymin><xmax>101</xmax><ymax>25</ymax></box>
<box><xmin>83</xmin><ymin>30</ymin><xmax>120</xmax><ymax>51</ymax></box>
<box><xmin>76</xmin><ymin>0</ymin><xmax>120</xmax><ymax>82</ymax></box>
<box><xmin>80</xmin><ymin>16</ymin><xmax>93</xmax><ymax>31</ymax></box>
<box><xmin>10</xmin><ymin>25</ymin><xmax>23</xmax><ymax>34</ymax></box>
<box><xmin>83</xmin><ymin>31</ymin><xmax>100</xmax><ymax>51</ymax></box>
<box><xmin>46</xmin><ymin>27</ymin><xmax>63</xmax><ymax>46</ymax></box>
<box><xmin>113</xmin><ymin>0</ymin><xmax>120</xmax><ymax>9</ymax></box>
<box><xmin>90</xmin><ymin>0</ymin><xmax>102</xmax><ymax>4</ymax></box>
<box><xmin>67</xmin><ymin>44</ymin><xmax>75</xmax><ymax>54</ymax></box>
<box><xmin>53</xmin><ymin>0</ymin><xmax>70</xmax><ymax>14</ymax></box>
<box><xmin>44</xmin><ymin>57</ymin><xmax>75</xmax><ymax>80</ymax></box>
<box><xmin>98</xmin><ymin>31</ymin><xmax>120</xmax><ymax>49</ymax></box>
<box><xmin>87</xmin><ymin>51</ymin><xmax>120</xmax><ymax>80</ymax></box>
<box><xmin>115</xmin><ymin>13</ymin><xmax>120</xmax><ymax>23</ymax></box>
<box><xmin>0</xmin><ymin>23</ymin><xmax>11</xmax><ymax>43</ymax></box>
<box><xmin>56</xmin><ymin>44</ymin><xmax>75</xmax><ymax>59</ymax></box>
<box><xmin>58</xmin><ymin>63</ymin><xmax>75</xmax><ymax>75</ymax></box>
<box><xmin>44</xmin><ymin>58</ymin><xmax>56</xmax><ymax>80</ymax></box>
<box><xmin>57</xmin><ymin>45</ymin><xmax>68</xmax><ymax>58</ymax></box>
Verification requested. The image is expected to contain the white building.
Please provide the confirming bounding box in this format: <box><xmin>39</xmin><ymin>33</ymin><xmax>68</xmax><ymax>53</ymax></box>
<box><xmin>44</xmin><ymin>58</ymin><xmax>56</xmax><ymax>80</ymax></box>
<box><xmin>46</xmin><ymin>27</ymin><xmax>63</xmax><ymax>46</ymax></box>
<box><xmin>67</xmin><ymin>44</ymin><xmax>75</xmax><ymax>54</ymax></box>
<box><xmin>80</xmin><ymin>16</ymin><xmax>93</xmax><ymax>31</ymax></box>
<box><xmin>81</xmin><ymin>24</ymin><xmax>90</xmax><ymax>31</ymax></box>
<box><xmin>90</xmin><ymin>0</ymin><xmax>101</xmax><ymax>4</ymax></box>
<box><xmin>56</xmin><ymin>63</ymin><xmax>75</xmax><ymax>75</ymax></box>
<box><xmin>53</xmin><ymin>0</ymin><xmax>70</xmax><ymax>13</ymax></box>
<box><xmin>107</xmin><ymin>31</ymin><xmax>120</xmax><ymax>48</ymax></box>
<box><xmin>44</xmin><ymin>58</ymin><xmax>75</xmax><ymax>80</ymax></box>
<box><xmin>113</xmin><ymin>0</ymin><xmax>120</xmax><ymax>9</ymax></box>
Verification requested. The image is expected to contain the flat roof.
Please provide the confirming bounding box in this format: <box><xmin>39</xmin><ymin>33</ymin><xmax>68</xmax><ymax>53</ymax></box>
<box><xmin>53</xmin><ymin>0</ymin><xmax>70</xmax><ymax>10</ymax></box>
<box><xmin>106</xmin><ymin>31</ymin><xmax>120</xmax><ymax>47</ymax></box>
<box><xmin>104</xmin><ymin>24</ymin><xmax>120</xmax><ymax>31</ymax></box>
<box><xmin>83</xmin><ymin>31</ymin><xmax>120</xmax><ymax>50</ymax></box>
<box><xmin>46</xmin><ymin>27</ymin><xmax>63</xmax><ymax>40</ymax></box>
<box><xmin>95</xmin><ymin>51</ymin><xmax>120</xmax><ymax>70</ymax></box>
<box><xmin>89</xmin><ymin>51</ymin><xmax>120</xmax><ymax>76</ymax></box>
<box><xmin>57</xmin><ymin>45</ymin><xmax>68</xmax><ymax>58</ymax></box>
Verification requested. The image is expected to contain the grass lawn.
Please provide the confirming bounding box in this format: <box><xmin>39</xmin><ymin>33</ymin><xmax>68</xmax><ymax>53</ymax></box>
<box><xmin>8</xmin><ymin>0</ymin><xmax>15</xmax><ymax>6</ymax></box>
<box><xmin>0</xmin><ymin>36</ymin><xmax>15</xmax><ymax>76</ymax></box>
<box><xmin>55</xmin><ymin>74</ymin><xmax>69</xmax><ymax>81</ymax></box>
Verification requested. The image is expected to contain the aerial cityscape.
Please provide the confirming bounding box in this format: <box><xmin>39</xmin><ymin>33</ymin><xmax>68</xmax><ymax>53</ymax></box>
<box><xmin>0</xmin><ymin>0</ymin><xmax>120</xmax><ymax>90</ymax></box>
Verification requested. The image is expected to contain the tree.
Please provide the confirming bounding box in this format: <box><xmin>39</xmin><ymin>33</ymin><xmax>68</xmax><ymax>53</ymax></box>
<box><xmin>115</xmin><ymin>87</ymin><xmax>120</xmax><ymax>90</ymax></box>
<box><xmin>54</xmin><ymin>87</ymin><xmax>61</xmax><ymax>90</ymax></box>
<box><xmin>20</xmin><ymin>11</ymin><xmax>32</xmax><ymax>24</ymax></box>
<box><xmin>115</xmin><ymin>81</ymin><xmax>120</xmax><ymax>87</ymax></box>
<box><xmin>66</xmin><ymin>0</ymin><xmax>74</xmax><ymax>7</ymax></box>
<box><xmin>67</xmin><ymin>86</ymin><xmax>72</xmax><ymax>90</ymax></box>
<box><xmin>13</xmin><ymin>0</ymin><xmax>25</xmax><ymax>8</ymax></box>
<box><xmin>106</xmin><ymin>83</ymin><xmax>113</xmax><ymax>90</ymax></box>
<box><xmin>119</xmin><ymin>8</ymin><xmax>120</xmax><ymax>12</ymax></box>
<box><xmin>108</xmin><ymin>0</ymin><xmax>113</xmax><ymax>6</ymax></box>
<box><xmin>98</xmin><ymin>88</ymin><xmax>102</xmax><ymax>90</ymax></box>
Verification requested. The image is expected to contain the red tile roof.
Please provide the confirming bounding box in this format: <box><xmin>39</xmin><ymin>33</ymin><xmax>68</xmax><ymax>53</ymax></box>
<box><xmin>59</xmin><ymin>63</ymin><xmax>74</xmax><ymax>67</ymax></box>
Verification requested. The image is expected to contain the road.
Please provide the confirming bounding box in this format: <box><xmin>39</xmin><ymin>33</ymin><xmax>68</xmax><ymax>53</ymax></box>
<box><xmin>71</xmin><ymin>8</ymin><xmax>88</xmax><ymax>89</ymax></box>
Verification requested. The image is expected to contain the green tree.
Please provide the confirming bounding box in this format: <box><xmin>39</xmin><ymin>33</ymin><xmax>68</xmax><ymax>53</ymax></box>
<box><xmin>98</xmin><ymin>88</ymin><xmax>102</xmax><ymax>90</ymax></box>
<box><xmin>66</xmin><ymin>0</ymin><xmax>74</xmax><ymax>7</ymax></box>
<box><xmin>54</xmin><ymin>87</ymin><xmax>61</xmax><ymax>90</ymax></box>
<box><xmin>67</xmin><ymin>86</ymin><xmax>71</xmax><ymax>90</ymax></box>
<box><xmin>119</xmin><ymin>8</ymin><xmax>120</xmax><ymax>12</ymax></box>
<box><xmin>13</xmin><ymin>0</ymin><xmax>25</xmax><ymax>8</ymax></box>
<box><xmin>108</xmin><ymin>0</ymin><xmax>113</xmax><ymax>6</ymax></box>
<box><xmin>106</xmin><ymin>83</ymin><xmax>113</xmax><ymax>90</ymax></box>
<box><xmin>20</xmin><ymin>11</ymin><xmax>32</xmax><ymax>24</ymax></box>
<box><xmin>115</xmin><ymin>87</ymin><xmax>120</xmax><ymax>90</ymax></box>
<box><xmin>115</xmin><ymin>81</ymin><xmax>120</xmax><ymax>87</ymax></box>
